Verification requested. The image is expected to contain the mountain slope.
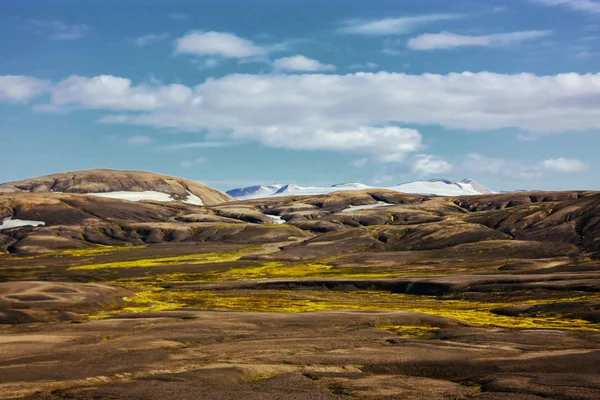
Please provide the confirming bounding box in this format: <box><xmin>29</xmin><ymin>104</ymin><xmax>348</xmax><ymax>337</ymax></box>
<box><xmin>228</xmin><ymin>179</ymin><xmax>494</xmax><ymax>199</ymax></box>
<box><xmin>0</xmin><ymin>169</ymin><xmax>232</xmax><ymax>206</ymax></box>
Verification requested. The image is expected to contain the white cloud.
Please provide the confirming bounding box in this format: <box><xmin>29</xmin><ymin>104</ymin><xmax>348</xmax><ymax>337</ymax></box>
<box><xmin>27</xmin><ymin>20</ymin><xmax>89</xmax><ymax>40</ymax></box>
<box><xmin>174</xmin><ymin>31</ymin><xmax>267</xmax><ymax>58</ymax></box>
<box><xmin>413</xmin><ymin>154</ymin><xmax>452</xmax><ymax>175</ymax></box>
<box><xmin>273</xmin><ymin>55</ymin><xmax>336</xmax><ymax>72</ymax></box>
<box><xmin>532</xmin><ymin>0</ymin><xmax>600</xmax><ymax>14</ymax></box>
<box><xmin>353</xmin><ymin>158</ymin><xmax>369</xmax><ymax>168</ymax></box>
<box><xmin>339</xmin><ymin>14</ymin><xmax>460</xmax><ymax>35</ymax></box>
<box><xmin>180</xmin><ymin>157</ymin><xmax>208</xmax><ymax>167</ymax></box>
<box><xmin>88</xmin><ymin>71</ymin><xmax>600</xmax><ymax>133</ymax></box>
<box><xmin>349</xmin><ymin>62</ymin><xmax>379</xmax><ymax>70</ymax></box>
<box><xmin>50</xmin><ymin>75</ymin><xmax>192</xmax><ymax>111</ymax></box>
<box><xmin>134</xmin><ymin>33</ymin><xmax>169</xmax><ymax>46</ymax></box>
<box><xmin>127</xmin><ymin>135</ymin><xmax>153</xmax><ymax>146</ymax></box>
<box><xmin>493</xmin><ymin>5</ymin><xmax>508</xmax><ymax>12</ymax></box>
<box><xmin>539</xmin><ymin>157</ymin><xmax>587</xmax><ymax>171</ymax></box>
<box><xmin>0</xmin><ymin>76</ymin><xmax>50</xmax><ymax>103</ymax></box>
<box><xmin>408</xmin><ymin>31</ymin><xmax>551</xmax><ymax>50</ymax></box>
<box><xmin>20</xmin><ymin>70</ymin><xmax>600</xmax><ymax>162</ymax></box>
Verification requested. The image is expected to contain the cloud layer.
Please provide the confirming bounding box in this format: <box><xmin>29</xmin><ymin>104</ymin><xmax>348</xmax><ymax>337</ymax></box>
<box><xmin>533</xmin><ymin>0</ymin><xmax>600</xmax><ymax>14</ymax></box>
<box><xmin>3</xmin><ymin>71</ymin><xmax>600</xmax><ymax>163</ymax></box>
<box><xmin>339</xmin><ymin>14</ymin><xmax>460</xmax><ymax>35</ymax></box>
<box><xmin>408</xmin><ymin>31</ymin><xmax>551</xmax><ymax>50</ymax></box>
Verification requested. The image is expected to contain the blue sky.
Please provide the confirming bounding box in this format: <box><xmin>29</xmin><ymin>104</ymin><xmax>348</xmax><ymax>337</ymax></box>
<box><xmin>1</xmin><ymin>0</ymin><xmax>600</xmax><ymax>191</ymax></box>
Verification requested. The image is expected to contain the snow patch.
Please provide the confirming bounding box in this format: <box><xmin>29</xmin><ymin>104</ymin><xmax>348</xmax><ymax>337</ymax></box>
<box><xmin>89</xmin><ymin>190</ymin><xmax>204</xmax><ymax>205</ymax></box>
<box><xmin>0</xmin><ymin>217</ymin><xmax>45</xmax><ymax>230</ymax></box>
<box><xmin>342</xmin><ymin>202</ymin><xmax>393</xmax><ymax>213</ymax></box>
<box><xmin>265</xmin><ymin>214</ymin><xmax>285</xmax><ymax>224</ymax></box>
<box><xmin>89</xmin><ymin>191</ymin><xmax>177</xmax><ymax>202</ymax></box>
<box><xmin>183</xmin><ymin>190</ymin><xmax>204</xmax><ymax>206</ymax></box>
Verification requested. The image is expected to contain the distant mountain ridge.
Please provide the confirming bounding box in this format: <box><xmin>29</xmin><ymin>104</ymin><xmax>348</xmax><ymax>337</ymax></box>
<box><xmin>227</xmin><ymin>178</ymin><xmax>495</xmax><ymax>199</ymax></box>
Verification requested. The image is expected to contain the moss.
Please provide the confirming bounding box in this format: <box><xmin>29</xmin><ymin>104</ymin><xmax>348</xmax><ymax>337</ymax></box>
<box><xmin>55</xmin><ymin>245</ymin><xmax>138</xmax><ymax>258</ymax></box>
<box><xmin>373</xmin><ymin>322</ymin><xmax>440</xmax><ymax>339</ymax></box>
<box><xmin>69</xmin><ymin>245</ymin><xmax>266</xmax><ymax>270</ymax></box>
<box><xmin>91</xmin><ymin>287</ymin><xmax>600</xmax><ymax>332</ymax></box>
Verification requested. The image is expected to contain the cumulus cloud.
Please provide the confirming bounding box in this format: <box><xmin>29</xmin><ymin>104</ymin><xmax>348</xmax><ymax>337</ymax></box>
<box><xmin>413</xmin><ymin>154</ymin><xmax>452</xmax><ymax>175</ymax></box>
<box><xmin>134</xmin><ymin>33</ymin><xmax>169</xmax><ymax>46</ymax></box>
<box><xmin>50</xmin><ymin>75</ymin><xmax>192</xmax><ymax>111</ymax></box>
<box><xmin>532</xmin><ymin>0</ymin><xmax>600</xmax><ymax>14</ymax></box>
<box><xmin>27</xmin><ymin>20</ymin><xmax>90</xmax><ymax>40</ymax></box>
<box><xmin>273</xmin><ymin>55</ymin><xmax>335</xmax><ymax>72</ymax></box>
<box><xmin>174</xmin><ymin>31</ymin><xmax>267</xmax><ymax>58</ymax></box>
<box><xmin>83</xmin><ymin>71</ymin><xmax>600</xmax><ymax>133</ymax></box>
<box><xmin>180</xmin><ymin>157</ymin><xmax>208</xmax><ymax>167</ymax></box>
<box><xmin>127</xmin><ymin>135</ymin><xmax>153</xmax><ymax>146</ymax></box>
<box><xmin>339</xmin><ymin>14</ymin><xmax>460</xmax><ymax>35</ymax></box>
<box><xmin>17</xmin><ymin>70</ymin><xmax>600</xmax><ymax>163</ymax></box>
<box><xmin>408</xmin><ymin>31</ymin><xmax>551</xmax><ymax>50</ymax></box>
<box><xmin>539</xmin><ymin>157</ymin><xmax>587</xmax><ymax>171</ymax></box>
<box><xmin>0</xmin><ymin>75</ymin><xmax>50</xmax><ymax>103</ymax></box>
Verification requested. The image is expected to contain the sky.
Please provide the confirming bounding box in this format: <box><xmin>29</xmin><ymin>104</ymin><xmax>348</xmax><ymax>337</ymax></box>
<box><xmin>1</xmin><ymin>0</ymin><xmax>600</xmax><ymax>192</ymax></box>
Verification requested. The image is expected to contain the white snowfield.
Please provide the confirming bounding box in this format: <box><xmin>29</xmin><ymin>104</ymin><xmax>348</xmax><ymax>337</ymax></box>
<box><xmin>342</xmin><ymin>201</ymin><xmax>394</xmax><ymax>213</ymax></box>
<box><xmin>0</xmin><ymin>217</ymin><xmax>45</xmax><ymax>230</ymax></box>
<box><xmin>89</xmin><ymin>190</ymin><xmax>204</xmax><ymax>205</ymax></box>
<box><xmin>265</xmin><ymin>214</ymin><xmax>285</xmax><ymax>224</ymax></box>
<box><xmin>228</xmin><ymin>179</ymin><xmax>494</xmax><ymax>200</ymax></box>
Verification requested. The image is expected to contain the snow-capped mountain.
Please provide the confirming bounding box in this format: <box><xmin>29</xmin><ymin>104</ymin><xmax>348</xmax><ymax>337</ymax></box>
<box><xmin>227</xmin><ymin>179</ymin><xmax>494</xmax><ymax>200</ymax></box>
<box><xmin>226</xmin><ymin>184</ymin><xmax>284</xmax><ymax>199</ymax></box>
<box><xmin>389</xmin><ymin>179</ymin><xmax>494</xmax><ymax>197</ymax></box>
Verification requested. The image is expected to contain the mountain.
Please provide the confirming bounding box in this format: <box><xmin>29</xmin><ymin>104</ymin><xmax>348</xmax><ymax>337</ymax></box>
<box><xmin>227</xmin><ymin>179</ymin><xmax>494</xmax><ymax>199</ymax></box>
<box><xmin>0</xmin><ymin>169</ymin><xmax>232</xmax><ymax>206</ymax></box>
<box><xmin>389</xmin><ymin>179</ymin><xmax>494</xmax><ymax>197</ymax></box>
<box><xmin>226</xmin><ymin>184</ymin><xmax>283</xmax><ymax>199</ymax></box>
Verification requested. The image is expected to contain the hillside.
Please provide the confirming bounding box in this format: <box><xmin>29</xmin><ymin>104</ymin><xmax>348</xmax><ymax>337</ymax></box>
<box><xmin>0</xmin><ymin>169</ymin><xmax>232</xmax><ymax>206</ymax></box>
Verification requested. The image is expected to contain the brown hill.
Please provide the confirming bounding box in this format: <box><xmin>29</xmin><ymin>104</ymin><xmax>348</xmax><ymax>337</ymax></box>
<box><xmin>0</xmin><ymin>169</ymin><xmax>232</xmax><ymax>205</ymax></box>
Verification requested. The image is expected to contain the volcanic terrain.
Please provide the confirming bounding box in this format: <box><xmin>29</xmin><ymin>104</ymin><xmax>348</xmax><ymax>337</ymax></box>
<box><xmin>0</xmin><ymin>169</ymin><xmax>599</xmax><ymax>399</ymax></box>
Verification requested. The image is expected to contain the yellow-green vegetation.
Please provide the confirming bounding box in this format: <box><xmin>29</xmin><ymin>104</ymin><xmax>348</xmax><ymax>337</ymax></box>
<box><xmin>54</xmin><ymin>246</ymin><xmax>139</xmax><ymax>257</ymax></box>
<box><xmin>373</xmin><ymin>322</ymin><xmax>440</xmax><ymax>339</ymax></box>
<box><xmin>69</xmin><ymin>246</ymin><xmax>265</xmax><ymax>270</ymax></box>
<box><xmin>92</xmin><ymin>287</ymin><xmax>600</xmax><ymax>332</ymax></box>
<box><xmin>215</xmin><ymin>262</ymin><xmax>334</xmax><ymax>279</ymax></box>
<box><xmin>106</xmin><ymin>262</ymin><xmax>409</xmax><ymax>285</ymax></box>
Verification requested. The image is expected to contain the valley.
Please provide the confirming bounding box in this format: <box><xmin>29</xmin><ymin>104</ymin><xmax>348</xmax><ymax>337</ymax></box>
<box><xmin>0</xmin><ymin>169</ymin><xmax>599</xmax><ymax>399</ymax></box>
